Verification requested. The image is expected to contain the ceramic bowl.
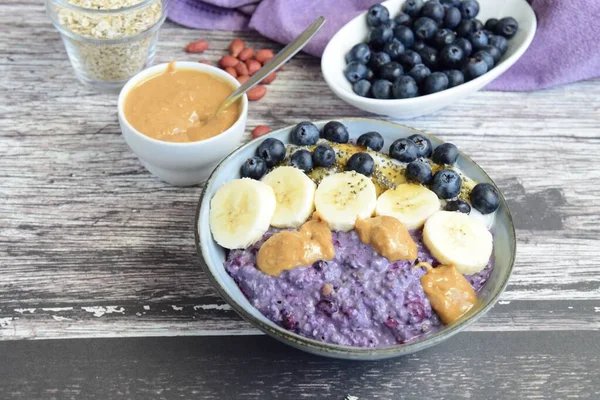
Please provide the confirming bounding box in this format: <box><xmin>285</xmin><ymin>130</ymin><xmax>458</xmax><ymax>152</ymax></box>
<box><xmin>117</xmin><ymin>61</ymin><xmax>248</xmax><ymax>186</ymax></box>
<box><xmin>321</xmin><ymin>0</ymin><xmax>537</xmax><ymax>119</ymax></box>
<box><xmin>195</xmin><ymin>118</ymin><xmax>516</xmax><ymax>360</ymax></box>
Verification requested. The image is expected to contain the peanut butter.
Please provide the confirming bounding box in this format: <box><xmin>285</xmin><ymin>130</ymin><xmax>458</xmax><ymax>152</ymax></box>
<box><xmin>257</xmin><ymin>219</ymin><xmax>335</xmax><ymax>277</ymax></box>
<box><xmin>124</xmin><ymin>62</ymin><xmax>240</xmax><ymax>143</ymax></box>
<box><xmin>355</xmin><ymin>216</ymin><xmax>417</xmax><ymax>261</ymax></box>
<box><xmin>420</xmin><ymin>263</ymin><xmax>477</xmax><ymax>325</ymax></box>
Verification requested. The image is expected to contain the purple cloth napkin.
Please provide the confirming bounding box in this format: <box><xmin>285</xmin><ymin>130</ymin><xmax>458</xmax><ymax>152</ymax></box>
<box><xmin>168</xmin><ymin>0</ymin><xmax>600</xmax><ymax>91</ymax></box>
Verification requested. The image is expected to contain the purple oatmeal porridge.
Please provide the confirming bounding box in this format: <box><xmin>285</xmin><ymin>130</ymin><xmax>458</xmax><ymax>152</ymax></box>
<box><xmin>225</xmin><ymin>228</ymin><xmax>493</xmax><ymax>348</ymax></box>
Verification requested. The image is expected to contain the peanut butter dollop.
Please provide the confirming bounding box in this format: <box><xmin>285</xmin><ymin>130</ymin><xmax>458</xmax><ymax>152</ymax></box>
<box><xmin>355</xmin><ymin>216</ymin><xmax>417</xmax><ymax>261</ymax></box>
<box><xmin>257</xmin><ymin>219</ymin><xmax>335</xmax><ymax>277</ymax></box>
<box><xmin>420</xmin><ymin>263</ymin><xmax>477</xmax><ymax>325</ymax></box>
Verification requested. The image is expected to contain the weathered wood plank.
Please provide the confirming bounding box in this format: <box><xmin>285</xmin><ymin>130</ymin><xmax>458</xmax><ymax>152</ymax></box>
<box><xmin>1</xmin><ymin>0</ymin><xmax>600</xmax><ymax>341</ymax></box>
<box><xmin>1</xmin><ymin>332</ymin><xmax>599</xmax><ymax>399</ymax></box>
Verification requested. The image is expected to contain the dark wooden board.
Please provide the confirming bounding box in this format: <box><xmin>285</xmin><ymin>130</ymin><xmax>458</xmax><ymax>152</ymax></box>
<box><xmin>1</xmin><ymin>332</ymin><xmax>599</xmax><ymax>399</ymax></box>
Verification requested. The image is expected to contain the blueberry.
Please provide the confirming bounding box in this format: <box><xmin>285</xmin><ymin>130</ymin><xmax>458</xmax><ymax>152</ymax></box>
<box><xmin>290</xmin><ymin>121</ymin><xmax>320</xmax><ymax>146</ymax></box>
<box><xmin>369</xmin><ymin>26</ymin><xmax>394</xmax><ymax>49</ymax></box>
<box><xmin>454</xmin><ymin>37</ymin><xmax>473</xmax><ymax>58</ymax></box>
<box><xmin>495</xmin><ymin>17</ymin><xmax>519</xmax><ymax>38</ymax></box>
<box><xmin>413</xmin><ymin>17</ymin><xmax>438</xmax><ymax>41</ymax></box>
<box><xmin>366</xmin><ymin>68</ymin><xmax>375</xmax><ymax>81</ymax></box>
<box><xmin>346</xmin><ymin>43</ymin><xmax>371</xmax><ymax>64</ymax></box>
<box><xmin>432</xmin><ymin>29</ymin><xmax>456</xmax><ymax>50</ymax></box>
<box><xmin>443</xmin><ymin>6</ymin><xmax>462</xmax><ymax>29</ymax></box>
<box><xmin>432</xmin><ymin>142</ymin><xmax>459</xmax><ymax>165</ymax></box>
<box><xmin>460</xmin><ymin>0</ymin><xmax>479</xmax><ymax>19</ymax></box>
<box><xmin>398</xmin><ymin>50</ymin><xmax>422</xmax><ymax>69</ymax></box>
<box><xmin>392</xmin><ymin>75</ymin><xmax>419</xmax><ymax>99</ymax></box>
<box><xmin>379</xmin><ymin>62</ymin><xmax>404</xmax><ymax>81</ymax></box>
<box><xmin>402</xmin><ymin>0</ymin><xmax>424</xmax><ymax>17</ymax></box>
<box><xmin>408</xmin><ymin>63</ymin><xmax>431</xmax><ymax>84</ymax></box>
<box><xmin>383</xmin><ymin>39</ymin><xmax>405</xmax><ymax>61</ymax></box>
<box><xmin>353</xmin><ymin>79</ymin><xmax>371</xmax><ymax>97</ymax></box>
<box><xmin>474</xmin><ymin>50</ymin><xmax>494</xmax><ymax>69</ymax></box>
<box><xmin>393</xmin><ymin>25</ymin><xmax>415</xmax><ymax>48</ymax></box>
<box><xmin>418</xmin><ymin>46</ymin><xmax>439</xmax><ymax>69</ymax></box>
<box><xmin>482</xmin><ymin>44</ymin><xmax>502</xmax><ymax>63</ymax></box>
<box><xmin>368</xmin><ymin>51</ymin><xmax>392</xmax><ymax>73</ymax></box>
<box><xmin>290</xmin><ymin>149</ymin><xmax>313</xmax><ymax>172</ymax></box>
<box><xmin>439</xmin><ymin>44</ymin><xmax>464</xmax><ymax>68</ymax></box>
<box><xmin>389</xmin><ymin>138</ymin><xmax>419</xmax><ymax>162</ymax></box>
<box><xmin>344</xmin><ymin>61</ymin><xmax>368</xmax><ymax>83</ymax></box>
<box><xmin>440</xmin><ymin>0</ymin><xmax>461</xmax><ymax>7</ymax></box>
<box><xmin>312</xmin><ymin>260</ymin><xmax>328</xmax><ymax>271</ymax></box>
<box><xmin>445</xmin><ymin>199</ymin><xmax>471</xmax><ymax>214</ymax></box>
<box><xmin>405</xmin><ymin>160</ymin><xmax>432</xmax><ymax>184</ymax></box>
<box><xmin>371</xmin><ymin>79</ymin><xmax>394</xmax><ymax>99</ymax></box>
<box><xmin>316</xmin><ymin>299</ymin><xmax>338</xmax><ymax>316</ymax></box>
<box><xmin>408</xmin><ymin>133</ymin><xmax>433</xmax><ymax>157</ymax></box>
<box><xmin>346</xmin><ymin>152</ymin><xmax>375</xmax><ymax>176</ymax></box>
<box><xmin>366</xmin><ymin>4</ymin><xmax>390</xmax><ymax>27</ymax></box>
<box><xmin>470</xmin><ymin>183</ymin><xmax>500</xmax><ymax>214</ymax></box>
<box><xmin>357</xmin><ymin>131</ymin><xmax>384</xmax><ymax>151</ymax></box>
<box><xmin>489</xmin><ymin>35</ymin><xmax>509</xmax><ymax>54</ymax></box>
<box><xmin>394</xmin><ymin>12</ymin><xmax>413</xmax><ymax>27</ymax></box>
<box><xmin>472</xmin><ymin>18</ymin><xmax>484</xmax><ymax>31</ymax></box>
<box><xmin>444</xmin><ymin>69</ymin><xmax>465</xmax><ymax>88</ymax></box>
<box><xmin>485</xmin><ymin>18</ymin><xmax>499</xmax><ymax>32</ymax></box>
<box><xmin>256</xmin><ymin>138</ymin><xmax>286</xmax><ymax>168</ymax></box>
<box><xmin>455</xmin><ymin>19</ymin><xmax>473</xmax><ymax>37</ymax></box>
<box><xmin>240</xmin><ymin>156</ymin><xmax>267</xmax><ymax>180</ymax></box>
<box><xmin>463</xmin><ymin>56</ymin><xmax>488</xmax><ymax>80</ymax></box>
<box><xmin>420</xmin><ymin>1</ymin><xmax>445</xmax><ymax>23</ymax></box>
<box><xmin>431</xmin><ymin>169</ymin><xmax>462</xmax><ymax>199</ymax></box>
<box><xmin>412</xmin><ymin>40</ymin><xmax>426</xmax><ymax>51</ymax></box>
<box><xmin>381</xmin><ymin>19</ymin><xmax>397</xmax><ymax>30</ymax></box>
<box><xmin>469</xmin><ymin>30</ymin><xmax>489</xmax><ymax>50</ymax></box>
<box><xmin>322</xmin><ymin>121</ymin><xmax>349</xmax><ymax>143</ymax></box>
<box><xmin>422</xmin><ymin>72</ymin><xmax>449</xmax><ymax>94</ymax></box>
<box><xmin>312</xmin><ymin>144</ymin><xmax>336</xmax><ymax>168</ymax></box>
<box><xmin>281</xmin><ymin>309</ymin><xmax>297</xmax><ymax>330</ymax></box>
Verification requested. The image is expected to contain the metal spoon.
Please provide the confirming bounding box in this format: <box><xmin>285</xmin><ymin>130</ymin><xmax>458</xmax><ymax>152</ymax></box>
<box><xmin>206</xmin><ymin>16</ymin><xmax>326</xmax><ymax>122</ymax></box>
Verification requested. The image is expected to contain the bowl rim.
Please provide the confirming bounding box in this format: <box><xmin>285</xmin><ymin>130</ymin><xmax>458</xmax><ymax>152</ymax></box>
<box><xmin>194</xmin><ymin>117</ymin><xmax>516</xmax><ymax>358</ymax></box>
<box><xmin>320</xmin><ymin>0</ymin><xmax>537</xmax><ymax>105</ymax></box>
<box><xmin>117</xmin><ymin>61</ymin><xmax>249</xmax><ymax>148</ymax></box>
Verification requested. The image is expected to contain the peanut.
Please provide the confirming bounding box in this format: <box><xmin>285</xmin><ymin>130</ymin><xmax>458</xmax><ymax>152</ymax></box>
<box><xmin>235</xmin><ymin>62</ymin><xmax>249</xmax><ymax>76</ymax></box>
<box><xmin>246</xmin><ymin>59</ymin><xmax>261</xmax><ymax>75</ymax></box>
<box><xmin>237</xmin><ymin>75</ymin><xmax>250</xmax><ymax>85</ymax></box>
<box><xmin>185</xmin><ymin>40</ymin><xmax>209</xmax><ymax>53</ymax></box>
<box><xmin>262</xmin><ymin>72</ymin><xmax>276</xmax><ymax>84</ymax></box>
<box><xmin>238</xmin><ymin>47</ymin><xmax>254</xmax><ymax>61</ymax></box>
<box><xmin>225</xmin><ymin>67</ymin><xmax>237</xmax><ymax>78</ymax></box>
<box><xmin>218</xmin><ymin>55</ymin><xmax>239</xmax><ymax>68</ymax></box>
<box><xmin>229</xmin><ymin>38</ymin><xmax>245</xmax><ymax>57</ymax></box>
<box><xmin>255</xmin><ymin>49</ymin><xmax>274</xmax><ymax>64</ymax></box>
<box><xmin>247</xmin><ymin>85</ymin><xmax>267</xmax><ymax>101</ymax></box>
<box><xmin>251</xmin><ymin>125</ymin><xmax>271</xmax><ymax>138</ymax></box>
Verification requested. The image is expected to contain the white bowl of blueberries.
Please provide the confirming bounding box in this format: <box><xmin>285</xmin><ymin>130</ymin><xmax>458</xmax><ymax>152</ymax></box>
<box><xmin>321</xmin><ymin>0</ymin><xmax>537</xmax><ymax>119</ymax></box>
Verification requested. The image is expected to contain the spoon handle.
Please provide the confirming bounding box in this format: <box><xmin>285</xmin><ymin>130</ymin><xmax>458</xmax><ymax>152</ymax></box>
<box><xmin>217</xmin><ymin>16</ymin><xmax>326</xmax><ymax>114</ymax></box>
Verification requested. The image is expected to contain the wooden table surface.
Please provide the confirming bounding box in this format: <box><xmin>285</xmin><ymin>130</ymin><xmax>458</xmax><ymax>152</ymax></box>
<box><xmin>2</xmin><ymin>1</ymin><xmax>600</xmax><ymax>398</ymax></box>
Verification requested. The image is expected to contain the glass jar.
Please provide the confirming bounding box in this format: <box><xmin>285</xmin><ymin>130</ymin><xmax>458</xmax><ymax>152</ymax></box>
<box><xmin>46</xmin><ymin>0</ymin><xmax>168</xmax><ymax>92</ymax></box>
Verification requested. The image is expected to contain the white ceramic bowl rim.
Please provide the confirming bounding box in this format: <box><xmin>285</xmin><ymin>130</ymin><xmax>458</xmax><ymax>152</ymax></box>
<box><xmin>117</xmin><ymin>61</ymin><xmax>249</xmax><ymax>148</ymax></box>
<box><xmin>195</xmin><ymin>118</ymin><xmax>517</xmax><ymax>358</ymax></box>
<box><xmin>321</xmin><ymin>0</ymin><xmax>537</xmax><ymax>105</ymax></box>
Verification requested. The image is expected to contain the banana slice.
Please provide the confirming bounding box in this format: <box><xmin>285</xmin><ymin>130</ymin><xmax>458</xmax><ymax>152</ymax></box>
<box><xmin>261</xmin><ymin>166</ymin><xmax>316</xmax><ymax>228</ymax></box>
<box><xmin>376</xmin><ymin>184</ymin><xmax>440</xmax><ymax>229</ymax></box>
<box><xmin>314</xmin><ymin>171</ymin><xmax>377</xmax><ymax>231</ymax></box>
<box><xmin>423</xmin><ymin>210</ymin><xmax>493</xmax><ymax>275</ymax></box>
<box><xmin>209</xmin><ymin>178</ymin><xmax>276</xmax><ymax>249</ymax></box>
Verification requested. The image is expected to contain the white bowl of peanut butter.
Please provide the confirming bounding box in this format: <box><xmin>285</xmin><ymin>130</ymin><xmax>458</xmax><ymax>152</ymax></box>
<box><xmin>118</xmin><ymin>61</ymin><xmax>248</xmax><ymax>186</ymax></box>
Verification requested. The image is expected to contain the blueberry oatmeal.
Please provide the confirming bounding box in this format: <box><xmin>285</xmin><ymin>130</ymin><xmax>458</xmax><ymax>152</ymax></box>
<box><xmin>209</xmin><ymin>120</ymin><xmax>500</xmax><ymax>348</ymax></box>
